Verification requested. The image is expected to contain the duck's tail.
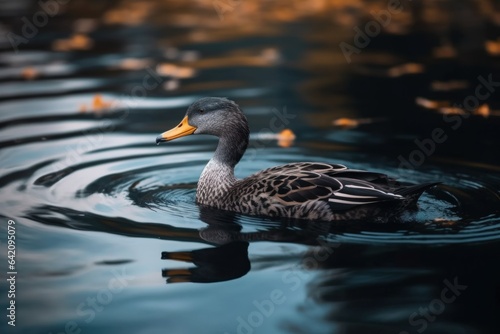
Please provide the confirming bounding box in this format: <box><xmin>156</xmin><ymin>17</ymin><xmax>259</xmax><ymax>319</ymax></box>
<box><xmin>395</xmin><ymin>182</ymin><xmax>440</xmax><ymax>205</ymax></box>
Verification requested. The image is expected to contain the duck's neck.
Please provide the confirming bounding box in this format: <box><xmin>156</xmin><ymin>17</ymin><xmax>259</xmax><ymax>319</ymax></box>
<box><xmin>197</xmin><ymin>123</ymin><xmax>249</xmax><ymax>206</ymax></box>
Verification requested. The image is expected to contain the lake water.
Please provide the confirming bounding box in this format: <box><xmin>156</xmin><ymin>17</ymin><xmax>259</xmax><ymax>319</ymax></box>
<box><xmin>1</xmin><ymin>1</ymin><xmax>499</xmax><ymax>333</ymax></box>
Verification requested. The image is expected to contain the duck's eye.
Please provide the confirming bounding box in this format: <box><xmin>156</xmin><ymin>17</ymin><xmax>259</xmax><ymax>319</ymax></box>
<box><xmin>198</xmin><ymin>109</ymin><xmax>204</xmax><ymax>114</ymax></box>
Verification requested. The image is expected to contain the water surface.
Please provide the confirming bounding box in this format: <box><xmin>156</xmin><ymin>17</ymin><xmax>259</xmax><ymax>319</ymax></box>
<box><xmin>1</xmin><ymin>1</ymin><xmax>500</xmax><ymax>333</ymax></box>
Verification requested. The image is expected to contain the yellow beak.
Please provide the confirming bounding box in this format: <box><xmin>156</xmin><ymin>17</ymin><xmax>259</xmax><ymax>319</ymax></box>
<box><xmin>156</xmin><ymin>116</ymin><xmax>197</xmax><ymax>144</ymax></box>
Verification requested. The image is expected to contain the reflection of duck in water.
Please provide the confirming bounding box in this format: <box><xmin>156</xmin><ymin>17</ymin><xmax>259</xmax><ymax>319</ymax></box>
<box><xmin>162</xmin><ymin>207</ymin><xmax>250</xmax><ymax>284</ymax></box>
<box><xmin>161</xmin><ymin>207</ymin><xmax>310</xmax><ymax>284</ymax></box>
<box><xmin>156</xmin><ymin>97</ymin><xmax>438</xmax><ymax>221</ymax></box>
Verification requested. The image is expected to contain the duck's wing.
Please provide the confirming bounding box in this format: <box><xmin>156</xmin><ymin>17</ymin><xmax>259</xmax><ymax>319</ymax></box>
<box><xmin>236</xmin><ymin>168</ymin><xmax>403</xmax><ymax>211</ymax></box>
<box><xmin>254</xmin><ymin>162</ymin><xmax>348</xmax><ymax>177</ymax></box>
<box><xmin>288</xmin><ymin>162</ymin><xmax>400</xmax><ymax>186</ymax></box>
<box><xmin>326</xmin><ymin>177</ymin><xmax>403</xmax><ymax>210</ymax></box>
<box><xmin>248</xmin><ymin>162</ymin><xmax>399</xmax><ymax>188</ymax></box>
<box><xmin>275</xmin><ymin>172</ymin><xmax>402</xmax><ymax>209</ymax></box>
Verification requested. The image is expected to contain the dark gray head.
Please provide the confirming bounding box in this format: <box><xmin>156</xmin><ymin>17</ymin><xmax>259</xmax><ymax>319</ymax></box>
<box><xmin>186</xmin><ymin>97</ymin><xmax>246</xmax><ymax>136</ymax></box>
<box><xmin>156</xmin><ymin>97</ymin><xmax>250</xmax><ymax>166</ymax></box>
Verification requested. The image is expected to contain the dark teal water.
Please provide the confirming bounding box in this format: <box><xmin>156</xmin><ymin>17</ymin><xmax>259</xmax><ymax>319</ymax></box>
<box><xmin>1</xmin><ymin>1</ymin><xmax>500</xmax><ymax>333</ymax></box>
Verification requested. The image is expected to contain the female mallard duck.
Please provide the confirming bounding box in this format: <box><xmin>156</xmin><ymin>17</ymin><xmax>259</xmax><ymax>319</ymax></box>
<box><xmin>156</xmin><ymin>97</ymin><xmax>438</xmax><ymax>221</ymax></box>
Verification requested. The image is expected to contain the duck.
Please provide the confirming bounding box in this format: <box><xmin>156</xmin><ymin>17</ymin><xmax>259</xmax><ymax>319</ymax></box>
<box><xmin>156</xmin><ymin>97</ymin><xmax>438</xmax><ymax>221</ymax></box>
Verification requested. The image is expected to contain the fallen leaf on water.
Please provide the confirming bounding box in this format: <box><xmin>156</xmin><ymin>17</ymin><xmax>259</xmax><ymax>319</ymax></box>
<box><xmin>475</xmin><ymin>104</ymin><xmax>490</xmax><ymax>118</ymax></box>
<box><xmin>92</xmin><ymin>94</ymin><xmax>114</xmax><ymax>110</ymax></box>
<box><xmin>417</xmin><ymin>97</ymin><xmax>489</xmax><ymax>117</ymax></box>
<box><xmin>253</xmin><ymin>129</ymin><xmax>296</xmax><ymax>147</ymax></box>
<box><xmin>277</xmin><ymin>129</ymin><xmax>296</xmax><ymax>148</ymax></box>
<box><xmin>103</xmin><ymin>2</ymin><xmax>153</xmax><ymax>26</ymax></box>
<box><xmin>21</xmin><ymin>67</ymin><xmax>39</xmax><ymax>80</ymax></box>
<box><xmin>52</xmin><ymin>34</ymin><xmax>94</xmax><ymax>51</ymax></box>
<box><xmin>157</xmin><ymin>64</ymin><xmax>196</xmax><ymax>79</ymax></box>
<box><xmin>415</xmin><ymin>97</ymin><xmax>449</xmax><ymax>109</ymax></box>
<box><xmin>79</xmin><ymin>94</ymin><xmax>116</xmax><ymax>114</ymax></box>
<box><xmin>332</xmin><ymin>117</ymin><xmax>383</xmax><ymax>129</ymax></box>
<box><xmin>71</xmin><ymin>34</ymin><xmax>93</xmax><ymax>50</ymax></box>
<box><xmin>438</xmin><ymin>104</ymin><xmax>494</xmax><ymax>117</ymax></box>
<box><xmin>333</xmin><ymin>117</ymin><xmax>359</xmax><ymax>128</ymax></box>
<box><xmin>115</xmin><ymin>58</ymin><xmax>152</xmax><ymax>70</ymax></box>
<box><xmin>387</xmin><ymin>63</ymin><xmax>424</xmax><ymax>77</ymax></box>
<box><xmin>438</xmin><ymin>107</ymin><xmax>466</xmax><ymax>115</ymax></box>
<box><xmin>175</xmin><ymin>67</ymin><xmax>196</xmax><ymax>79</ymax></box>
<box><xmin>431</xmin><ymin>80</ymin><xmax>468</xmax><ymax>91</ymax></box>
<box><xmin>485</xmin><ymin>39</ymin><xmax>500</xmax><ymax>55</ymax></box>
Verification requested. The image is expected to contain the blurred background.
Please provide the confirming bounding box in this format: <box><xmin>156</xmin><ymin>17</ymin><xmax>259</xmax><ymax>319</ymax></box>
<box><xmin>1</xmin><ymin>1</ymin><xmax>500</xmax><ymax>334</ymax></box>
<box><xmin>2</xmin><ymin>0</ymin><xmax>500</xmax><ymax>164</ymax></box>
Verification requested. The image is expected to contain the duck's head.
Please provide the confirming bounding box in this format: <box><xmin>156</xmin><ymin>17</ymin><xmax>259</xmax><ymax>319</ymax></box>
<box><xmin>156</xmin><ymin>97</ymin><xmax>248</xmax><ymax>144</ymax></box>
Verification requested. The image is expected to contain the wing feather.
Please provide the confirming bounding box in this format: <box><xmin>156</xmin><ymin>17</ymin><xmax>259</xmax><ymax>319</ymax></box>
<box><xmin>233</xmin><ymin>162</ymin><xmax>403</xmax><ymax>211</ymax></box>
<box><xmin>327</xmin><ymin>177</ymin><xmax>403</xmax><ymax>210</ymax></box>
